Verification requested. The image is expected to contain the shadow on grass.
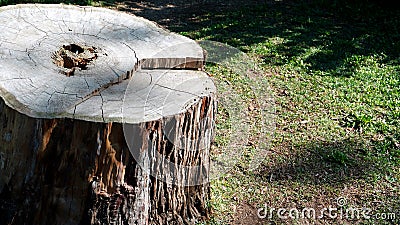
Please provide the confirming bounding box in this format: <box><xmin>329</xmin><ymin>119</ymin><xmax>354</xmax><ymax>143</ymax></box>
<box><xmin>254</xmin><ymin>138</ymin><xmax>400</xmax><ymax>224</ymax></box>
<box><xmin>258</xmin><ymin>138</ymin><xmax>399</xmax><ymax>185</ymax></box>
<box><xmin>116</xmin><ymin>0</ymin><xmax>400</xmax><ymax>77</ymax></box>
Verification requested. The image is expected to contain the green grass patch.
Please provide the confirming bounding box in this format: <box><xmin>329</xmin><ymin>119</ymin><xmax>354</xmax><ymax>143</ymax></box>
<box><xmin>187</xmin><ymin>1</ymin><xmax>400</xmax><ymax>224</ymax></box>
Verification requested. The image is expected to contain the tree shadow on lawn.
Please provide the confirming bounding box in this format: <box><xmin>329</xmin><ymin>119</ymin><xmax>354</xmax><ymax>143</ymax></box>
<box><xmin>115</xmin><ymin>0</ymin><xmax>400</xmax><ymax>77</ymax></box>
<box><xmin>254</xmin><ymin>138</ymin><xmax>400</xmax><ymax>224</ymax></box>
<box><xmin>259</xmin><ymin>138</ymin><xmax>399</xmax><ymax>186</ymax></box>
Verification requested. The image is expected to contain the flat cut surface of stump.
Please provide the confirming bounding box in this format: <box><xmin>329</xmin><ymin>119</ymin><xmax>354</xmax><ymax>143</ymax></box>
<box><xmin>71</xmin><ymin>69</ymin><xmax>215</xmax><ymax>123</ymax></box>
<box><xmin>0</xmin><ymin>4</ymin><xmax>207</xmax><ymax>119</ymax></box>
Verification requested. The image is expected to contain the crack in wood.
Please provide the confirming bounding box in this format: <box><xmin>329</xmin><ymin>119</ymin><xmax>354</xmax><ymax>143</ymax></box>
<box><xmin>99</xmin><ymin>93</ymin><xmax>105</xmax><ymax>123</ymax></box>
<box><xmin>154</xmin><ymin>83</ymin><xmax>200</xmax><ymax>97</ymax></box>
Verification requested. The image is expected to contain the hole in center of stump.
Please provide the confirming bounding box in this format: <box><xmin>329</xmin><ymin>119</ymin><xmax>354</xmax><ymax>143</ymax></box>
<box><xmin>52</xmin><ymin>44</ymin><xmax>99</xmax><ymax>77</ymax></box>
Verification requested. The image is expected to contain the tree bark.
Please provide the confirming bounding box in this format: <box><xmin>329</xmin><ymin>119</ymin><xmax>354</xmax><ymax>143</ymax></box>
<box><xmin>0</xmin><ymin>4</ymin><xmax>215</xmax><ymax>225</ymax></box>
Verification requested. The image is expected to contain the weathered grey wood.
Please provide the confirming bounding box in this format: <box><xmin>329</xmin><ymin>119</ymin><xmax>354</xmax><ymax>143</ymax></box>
<box><xmin>68</xmin><ymin>69</ymin><xmax>215</xmax><ymax>123</ymax></box>
<box><xmin>0</xmin><ymin>4</ymin><xmax>215</xmax><ymax>225</ymax></box>
<box><xmin>0</xmin><ymin>4</ymin><xmax>205</xmax><ymax>117</ymax></box>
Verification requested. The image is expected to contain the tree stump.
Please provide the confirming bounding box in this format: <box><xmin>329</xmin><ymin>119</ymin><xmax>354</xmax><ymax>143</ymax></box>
<box><xmin>0</xmin><ymin>4</ymin><xmax>216</xmax><ymax>225</ymax></box>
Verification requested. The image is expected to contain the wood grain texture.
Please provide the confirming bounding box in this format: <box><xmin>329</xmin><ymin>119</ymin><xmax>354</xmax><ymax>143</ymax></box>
<box><xmin>0</xmin><ymin>4</ymin><xmax>205</xmax><ymax>118</ymax></box>
<box><xmin>0</xmin><ymin>95</ymin><xmax>215</xmax><ymax>225</ymax></box>
<box><xmin>0</xmin><ymin>4</ymin><xmax>215</xmax><ymax>225</ymax></box>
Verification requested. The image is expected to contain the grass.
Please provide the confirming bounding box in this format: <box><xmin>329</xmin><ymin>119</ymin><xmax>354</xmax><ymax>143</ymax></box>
<box><xmin>1</xmin><ymin>0</ymin><xmax>399</xmax><ymax>224</ymax></box>
<box><xmin>178</xmin><ymin>1</ymin><xmax>400</xmax><ymax>224</ymax></box>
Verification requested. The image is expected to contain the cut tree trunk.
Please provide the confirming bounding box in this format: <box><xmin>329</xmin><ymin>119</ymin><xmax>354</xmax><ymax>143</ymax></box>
<box><xmin>0</xmin><ymin>4</ymin><xmax>216</xmax><ymax>225</ymax></box>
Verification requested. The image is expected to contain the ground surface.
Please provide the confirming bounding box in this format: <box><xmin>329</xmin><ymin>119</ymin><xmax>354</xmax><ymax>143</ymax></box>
<box><xmin>1</xmin><ymin>0</ymin><xmax>399</xmax><ymax>224</ymax></box>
